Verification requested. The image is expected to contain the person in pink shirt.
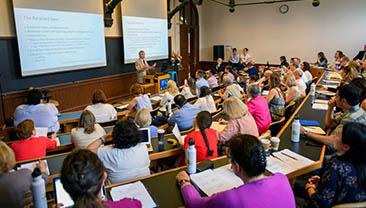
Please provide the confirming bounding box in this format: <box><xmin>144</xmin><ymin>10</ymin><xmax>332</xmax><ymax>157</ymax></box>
<box><xmin>218</xmin><ymin>97</ymin><xmax>259</xmax><ymax>142</ymax></box>
<box><xmin>246</xmin><ymin>84</ymin><xmax>272</xmax><ymax>134</ymax></box>
<box><xmin>176</xmin><ymin>134</ymin><xmax>296</xmax><ymax>208</ymax></box>
<box><xmin>61</xmin><ymin>149</ymin><xmax>141</xmax><ymax>208</ymax></box>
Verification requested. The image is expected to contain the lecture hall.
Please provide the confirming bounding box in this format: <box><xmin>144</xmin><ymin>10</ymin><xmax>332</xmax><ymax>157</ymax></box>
<box><xmin>0</xmin><ymin>0</ymin><xmax>366</xmax><ymax>207</ymax></box>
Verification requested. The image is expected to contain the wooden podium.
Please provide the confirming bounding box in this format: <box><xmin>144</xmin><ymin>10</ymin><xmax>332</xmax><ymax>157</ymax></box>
<box><xmin>144</xmin><ymin>73</ymin><xmax>170</xmax><ymax>94</ymax></box>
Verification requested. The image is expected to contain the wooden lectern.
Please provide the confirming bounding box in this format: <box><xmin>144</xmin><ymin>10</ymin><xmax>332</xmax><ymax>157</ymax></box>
<box><xmin>144</xmin><ymin>73</ymin><xmax>171</xmax><ymax>94</ymax></box>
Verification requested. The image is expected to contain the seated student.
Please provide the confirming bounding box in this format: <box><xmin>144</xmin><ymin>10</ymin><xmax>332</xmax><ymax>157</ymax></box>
<box><xmin>340</xmin><ymin>65</ymin><xmax>360</xmax><ymax>85</ymax></box>
<box><xmin>266</xmin><ymin>72</ymin><xmax>286</xmax><ymax>121</ymax></box>
<box><xmin>305</xmin><ymin>122</ymin><xmax>366</xmax><ymax>208</ymax></box>
<box><xmin>361</xmin><ymin>59</ymin><xmax>366</xmax><ymax>78</ymax></box>
<box><xmin>61</xmin><ymin>149</ymin><xmax>141</xmax><ymax>208</ymax></box>
<box><xmin>224</xmin><ymin>65</ymin><xmax>235</xmax><ymax>82</ymax></box>
<box><xmin>316</xmin><ymin>52</ymin><xmax>328</xmax><ymax>68</ymax></box>
<box><xmin>245</xmin><ymin>59</ymin><xmax>258</xmax><ymax>75</ymax></box>
<box><xmin>333</xmin><ymin>50</ymin><xmax>344</xmax><ymax>70</ymax></box>
<box><xmin>184</xmin><ymin>111</ymin><xmax>218</xmax><ymax>162</ymax></box>
<box><xmin>71</xmin><ymin>110</ymin><xmax>106</xmax><ymax>149</ymax></box>
<box><xmin>248</xmin><ymin>73</ymin><xmax>260</xmax><ymax>84</ymax></box>
<box><xmin>283</xmin><ymin>72</ymin><xmax>302</xmax><ymax>103</ymax></box>
<box><xmin>0</xmin><ymin>141</ymin><xmax>49</xmax><ymax>208</ymax></box>
<box><xmin>160</xmin><ymin>80</ymin><xmax>179</xmax><ymax>110</ymax></box>
<box><xmin>195</xmin><ymin>70</ymin><xmax>209</xmax><ymax>96</ymax></box>
<box><xmin>294</xmin><ymin>69</ymin><xmax>307</xmax><ymax>95</ymax></box>
<box><xmin>135</xmin><ymin>108</ymin><xmax>158</xmax><ymax>138</ymax></box>
<box><xmin>168</xmin><ymin>95</ymin><xmax>201</xmax><ymax>131</ymax></box>
<box><xmin>176</xmin><ymin>134</ymin><xmax>296</xmax><ymax>208</ymax></box>
<box><xmin>219</xmin><ymin>75</ymin><xmax>244</xmax><ymax>100</ymax></box>
<box><xmin>10</xmin><ymin>120</ymin><xmax>57</xmax><ymax>161</ymax></box>
<box><xmin>127</xmin><ymin>83</ymin><xmax>153</xmax><ymax>112</ymax></box>
<box><xmin>14</xmin><ymin>89</ymin><xmax>59</xmax><ymax>133</ymax></box>
<box><xmin>181</xmin><ymin>76</ymin><xmax>196</xmax><ymax>98</ymax></box>
<box><xmin>246</xmin><ymin>84</ymin><xmax>272</xmax><ymax>134</ymax></box>
<box><xmin>193</xmin><ymin>86</ymin><xmax>217</xmax><ymax>113</ymax></box>
<box><xmin>212</xmin><ymin>58</ymin><xmax>225</xmax><ymax>74</ymax></box>
<box><xmin>350</xmin><ymin>77</ymin><xmax>366</xmax><ymax>111</ymax></box>
<box><xmin>288</xmin><ymin>63</ymin><xmax>298</xmax><ymax>73</ymax></box>
<box><xmin>339</xmin><ymin>56</ymin><xmax>350</xmax><ymax>69</ymax></box>
<box><xmin>301</xmin><ymin>61</ymin><xmax>313</xmax><ymax>84</ymax></box>
<box><xmin>98</xmin><ymin>119</ymin><xmax>150</xmax><ymax>184</ymax></box>
<box><xmin>219</xmin><ymin>97</ymin><xmax>259</xmax><ymax>142</ymax></box>
<box><xmin>280</xmin><ymin>56</ymin><xmax>290</xmax><ymax>68</ymax></box>
<box><xmin>258</xmin><ymin>70</ymin><xmax>272</xmax><ymax>90</ymax></box>
<box><xmin>300</xmin><ymin>84</ymin><xmax>366</xmax><ymax>147</ymax></box>
<box><xmin>85</xmin><ymin>90</ymin><xmax>117</xmax><ymax>123</ymax></box>
<box><xmin>206</xmin><ymin>69</ymin><xmax>219</xmax><ymax>89</ymax></box>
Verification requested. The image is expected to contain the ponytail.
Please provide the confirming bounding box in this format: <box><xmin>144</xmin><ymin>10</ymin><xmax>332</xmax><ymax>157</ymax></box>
<box><xmin>74</xmin><ymin>192</ymin><xmax>104</xmax><ymax>208</ymax></box>
<box><xmin>196</xmin><ymin>111</ymin><xmax>214</xmax><ymax>157</ymax></box>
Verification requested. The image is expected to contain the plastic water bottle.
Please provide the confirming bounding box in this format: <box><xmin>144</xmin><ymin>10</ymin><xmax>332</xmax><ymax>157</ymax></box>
<box><xmin>291</xmin><ymin>116</ymin><xmax>301</xmax><ymax>143</ymax></box>
<box><xmin>157</xmin><ymin>129</ymin><xmax>165</xmax><ymax>152</ymax></box>
<box><xmin>310</xmin><ymin>83</ymin><xmax>316</xmax><ymax>103</ymax></box>
<box><xmin>32</xmin><ymin>168</ymin><xmax>47</xmax><ymax>208</ymax></box>
<box><xmin>187</xmin><ymin>139</ymin><xmax>197</xmax><ymax>174</ymax></box>
<box><xmin>167</xmin><ymin>100</ymin><xmax>172</xmax><ymax>115</ymax></box>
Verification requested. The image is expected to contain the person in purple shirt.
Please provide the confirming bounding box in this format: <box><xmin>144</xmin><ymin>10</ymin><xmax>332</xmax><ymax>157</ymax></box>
<box><xmin>195</xmin><ymin>70</ymin><xmax>209</xmax><ymax>96</ymax></box>
<box><xmin>206</xmin><ymin>69</ymin><xmax>219</xmax><ymax>89</ymax></box>
<box><xmin>176</xmin><ymin>134</ymin><xmax>296</xmax><ymax>208</ymax></box>
<box><xmin>61</xmin><ymin>149</ymin><xmax>141</xmax><ymax>208</ymax></box>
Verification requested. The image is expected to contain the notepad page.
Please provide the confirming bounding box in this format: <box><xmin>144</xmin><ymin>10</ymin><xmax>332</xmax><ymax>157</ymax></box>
<box><xmin>303</xmin><ymin>126</ymin><xmax>326</xmax><ymax>135</ymax></box>
<box><xmin>116</xmin><ymin>104</ymin><xmax>129</xmax><ymax>110</ymax></box>
<box><xmin>211</xmin><ymin>122</ymin><xmax>227</xmax><ymax>132</ymax></box>
<box><xmin>312</xmin><ymin>103</ymin><xmax>329</xmax><ymax>110</ymax></box>
<box><xmin>20</xmin><ymin>160</ymin><xmax>50</xmax><ymax>175</ymax></box>
<box><xmin>35</xmin><ymin>127</ymin><xmax>48</xmax><ymax>137</ymax></box>
<box><xmin>110</xmin><ymin>181</ymin><xmax>156</xmax><ymax>208</ymax></box>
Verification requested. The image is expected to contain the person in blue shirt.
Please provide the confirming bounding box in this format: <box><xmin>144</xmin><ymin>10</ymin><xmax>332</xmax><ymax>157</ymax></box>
<box><xmin>168</xmin><ymin>95</ymin><xmax>201</xmax><ymax>131</ymax></box>
<box><xmin>14</xmin><ymin>89</ymin><xmax>59</xmax><ymax>133</ymax></box>
<box><xmin>195</xmin><ymin>70</ymin><xmax>209</xmax><ymax>96</ymax></box>
<box><xmin>135</xmin><ymin>108</ymin><xmax>158</xmax><ymax>138</ymax></box>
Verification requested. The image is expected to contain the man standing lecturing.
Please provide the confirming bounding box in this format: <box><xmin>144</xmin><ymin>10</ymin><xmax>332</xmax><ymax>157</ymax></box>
<box><xmin>135</xmin><ymin>50</ymin><xmax>156</xmax><ymax>84</ymax></box>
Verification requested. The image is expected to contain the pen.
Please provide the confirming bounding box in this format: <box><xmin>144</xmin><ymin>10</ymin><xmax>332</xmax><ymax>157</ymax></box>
<box><xmin>281</xmin><ymin>152</ymin><xmax>298</xmax><ymax>161</ymax></box>
<box><xmin>270</xmin><ymin>153</ymin><xmax>284</xmax><ymax>162</ymax></box>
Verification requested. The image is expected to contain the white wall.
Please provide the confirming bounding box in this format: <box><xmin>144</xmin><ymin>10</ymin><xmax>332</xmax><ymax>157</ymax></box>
<box><xmin>199</xmin><ymin>0</ymin><xmax>366</xmax><ymax>63</ymax></box>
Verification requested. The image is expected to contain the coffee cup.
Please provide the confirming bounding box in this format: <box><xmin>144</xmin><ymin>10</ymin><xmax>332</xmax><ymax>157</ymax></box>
<box><xmin>270</xmin><ymin>137</ymin><xmax>280</xmax><ymax>151</ymax></box>
<box><xmin>260</xmin><ymin>139</ymin><xmax>271</xmax><ymax>152</ymax></box>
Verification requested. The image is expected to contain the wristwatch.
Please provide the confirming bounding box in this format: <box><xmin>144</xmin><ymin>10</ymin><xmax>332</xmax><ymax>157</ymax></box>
<box><xmin>177</xmin><ymin>179</ymin><xmax>190</xmax><ymax>188</ymax></box>
<box><xmin>99</xmin><ymin>137</ymin><xmax>105</xmax><ymax>145</ymax></box>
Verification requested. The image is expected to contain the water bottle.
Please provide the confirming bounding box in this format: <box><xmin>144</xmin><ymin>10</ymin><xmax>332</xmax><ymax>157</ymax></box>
<box><xmin>187</xmin><ymin>138</ymin><xmax>197</xmax><ymax>174</ymax></box>
<box><xmin>291</xmin><ymin>116</ymin><xmax>301</xmax><ymax>143</ymax></box>
<box><xmin>167</xmin><ymin>99</ymin><xmax>172</xmax><ymax>115</ymax></box>
<box><xmin>157</xmin><ymin>129</ymin><xmax>165</xmax><ymax>152</ymax></box>
<box><xmin>310</xmin><ymin>83</ymin><xmax>316</xmax><ymax>96</ymax></box>
<box><xmin>32</xmin><ymin>168</ymin><xmax>47</xmax><ymax>208</ymax></box>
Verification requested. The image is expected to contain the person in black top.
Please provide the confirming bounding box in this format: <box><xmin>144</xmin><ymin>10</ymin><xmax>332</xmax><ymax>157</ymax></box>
<box><xmin>280</xmin><ymin>56</ymin><xmax>289</xmax><ymax>68</ymax></box>
<box><xmin>212</xmin><ymin>58</ymin><xmax>225</xmax><ymax>74</ymax></box>
<box><xmin>353</xmin><ymin>44</ymin><xmax>366</xmax><ymax>61</ymax></box>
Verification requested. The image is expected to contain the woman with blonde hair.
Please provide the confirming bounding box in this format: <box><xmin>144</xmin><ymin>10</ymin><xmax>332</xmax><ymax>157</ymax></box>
<box><xmin>283</xmin><ymin>72</ymin><xmax>302</xmax><ymax>103</ymax></box>
<box><xmin>0</xmin><ymin>141</ymin><xmax>48</xmax><ymax>207</ymax></box>
<box><xmin>71</xmin><ymin>110</ymin><xmax>106</xmax><ymax>149</ymax></box>
<box><xmin>135</xmin><ymin>108</ymin><xmax>158</xmax><ymax>138</ymax></box>
<box><xmin>218</xmin><ymin>97</ymin><xmax>259</xmax><ymax>142</ymax></box>
<box><xmin>160</xmin><ymin>80</ymin><xmax>180</xmax><ymax>110</ymax></box>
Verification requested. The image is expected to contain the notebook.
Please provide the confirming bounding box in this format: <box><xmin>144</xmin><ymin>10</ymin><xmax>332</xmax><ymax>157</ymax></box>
<box><xmin>190</xmin><ymin>165</ymin><xmax>243</xmax><ymax>197</ymax></box>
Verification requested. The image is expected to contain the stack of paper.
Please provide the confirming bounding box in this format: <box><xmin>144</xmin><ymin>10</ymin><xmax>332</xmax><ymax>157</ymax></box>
<box><xmin>322</xmin><ymin>84</ymin><xmax>338</xmax><ymax>90</ymax></box>
<box><xmin>35</xmin><ymin>127</ymin><xmax>48</xmax><ymax>137</ymax></box>
<box><xmin>211</xmin><ymin>122</ymin><xmax>227</xmax><ymax>132</ymax></box>
<box><xmin>150</xmin><ymin>96</ymin><xmax>162</xmax><ymax>102</ymax></box>
<box><xmin>266</xmin><ymin>149</ymin><xmax>315</xmax><ymax>175</ymax></box>
<box><xmin>262</xmin><ymin>90</ymin><xmax>269</xmax><ymax>96</ymax></box>
<box><xmin>312</xmin><ymin>103</ymin><xmax>328</xmax><ymax>110</ymax></box>
<box><xmin>116</xmin><ymin>104</ymin><xmax>129</xmax><ymax>110</ymax></box>
<box><xmin>316</xmin><ymin>90</ymin><xmax>336</xmax><ymax>97</ymax></box>
<box><xmin>303</xmin><ymin>126</ymin><xmax>326</xmax><ymax>135</ymax></box>
<box><xmin>323</xmin><ymin>80</ymin><xmax>340</xmax><ymax>85</ymax></box>
<box><xmin>190</xmin><ymin>165</ymin><xmax>243</xmax><ymax>196</ymax></box>
<box><xmin>110</xmin><ymin>181</ymin><xmax>156</xmax><ymax>208</ymax></box>
<box><xmin>19</xmin><ymin>160</ymin><xmax>50</xmax><ymax>175</ymax></box>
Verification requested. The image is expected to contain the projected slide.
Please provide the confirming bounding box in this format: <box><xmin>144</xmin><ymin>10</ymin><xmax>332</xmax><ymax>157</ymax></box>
<box><xmin>122</xmin><ymin>16</ymin><xmax>168</xmax><ymax>64</ymax></box>
<box><xmin>13</xmin><ymin>8</ymin><xmax>106</xmax><ymax>76</ymax></box>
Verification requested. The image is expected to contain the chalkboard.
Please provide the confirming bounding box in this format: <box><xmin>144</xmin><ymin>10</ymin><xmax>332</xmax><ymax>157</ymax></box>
<box><xmin>0</xmin><ymin>37</ymin><xmax>171</xmax><ymax>93</ymax></box>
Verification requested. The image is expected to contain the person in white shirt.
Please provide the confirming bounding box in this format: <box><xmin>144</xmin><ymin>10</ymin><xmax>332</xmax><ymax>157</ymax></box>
<box><xmin>229</xmin><ymin>48</ymin><xmax>240</xmax><ymax>64</ymax></box>
<box><xmin>219</xmin><ymin>75</ymin><xmax>244</xmax><ymax>100</ymax></box>
<box><xmin>71</xmin><ymin>110</ymin><xmax>106</xmax><ymax>149</ymax></box>
<box><xmin>97</xmin><ymin>118</ymin><xmax>150</xmax><ymax>184</ymax></box>
<box><xmin>301</xmin><ymin>61</ymin><xmax>313</xmax><ymax>84</ymax></box>
<box><xmin>160</xmin><ymin>80</ymin><xmax>180</xmax><ymax>110</ymax></box>
<box><xmin>294</xmin><ymin>69</ymin><xmax>307</xmax><ymax>96</ymax></box>
<box><xmin>181</xmin><ymin>77</ymin><xmax>195</xmax><ymax>99</ymax></box>
<box><xmin>206</xmin><ymin>70</ymin><xmax>219</xmax><ymax>89</ymax></box>
<box><xmin>85</xmin><ymin>90</ymin><xmax>117</xmax><ymax>123</ymax></box>
<box><xmin>240</xmin><ymin>48</ymin><xmax>251</xmax><ymax>65</ymax></box>
<box><xmin>194</xmin><ymin>86</ymin><xmax>217</xmax><ymax>113</ymax></box>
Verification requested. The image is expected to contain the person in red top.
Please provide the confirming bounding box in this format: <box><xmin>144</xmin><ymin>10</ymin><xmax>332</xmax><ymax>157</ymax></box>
<box><xmin>184</xmin><ymin>111</ymin><xmax>219</xmax><ymax>162</ymax></box>
<box><xmin>10</xmin><ymin>119</ymin><xmax>57</xmax><ymax>162</ymax></box>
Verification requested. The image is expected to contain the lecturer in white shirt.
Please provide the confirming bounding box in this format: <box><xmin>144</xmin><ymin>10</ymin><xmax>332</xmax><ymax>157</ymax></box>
<box><xmin>135</xmin><ymin>50</ymin><xmax>156</xmax><ymax>84</ymax></box>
